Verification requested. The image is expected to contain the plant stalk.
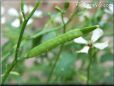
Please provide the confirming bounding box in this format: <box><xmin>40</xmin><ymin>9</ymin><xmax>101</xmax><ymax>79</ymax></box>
<box><xmin>2</xmin><ymin>2</ymin><xmax>39</xmax><ymax>83</ymax></box>
<box><xmin>47</xmin><ymin>1</ymin><xmax>80</xmax><ymax>83</ymax></box>
<box><xmin>87</xmin><ymin>48</ymin><xmax>93</xmax><ymax>84</ymax></box>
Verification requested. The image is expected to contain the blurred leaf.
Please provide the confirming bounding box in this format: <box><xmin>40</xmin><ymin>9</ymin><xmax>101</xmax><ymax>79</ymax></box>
<box><xmin>100</xmin><ymin>51</ymin><xmax>113</xmax><ymax>62</ymax></box>
<box><xmin>92</xmin><ymin>8</ymin><xmax>104</xmax><ymax>25</ymax></box>
<box><xmin>3</xmin><ymin>28</ymin><xmax>19</xmax><ymax>42</ymax></box>
<box><xmin>2</xmin><ymin>41</ymin><xmax>14</xmax><ymax>55</ymax></box>
<box><xmin>27</xmin><ymin>76</ymin><xmax>40</xmax><ymax>84</ymax></box>
<box><xmin>54</xmin><ymin>50</ymin><xmax>76</xmax><ymax>79</ymax></box>
<box><xmin>1</xmin><ymin>41</ymin><xmax>15</xmax><ymax>64</ymax></box>
<box><xmin>79</xmin><ymin>74</ymin><xmax>87</xmax><ymax>82</ymax></box>
<box><xmin>90</xmin><ymin>64</ymin><xmax>106</xmax><ymax>83</ymax></box>
<box><xmin>3</xmin><ymin>27</ymin><xmax>29</xmax><ymax>42</ymax></box>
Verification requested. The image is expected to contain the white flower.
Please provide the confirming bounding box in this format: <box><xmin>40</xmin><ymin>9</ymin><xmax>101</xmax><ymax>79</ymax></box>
<box><xmin>24</xmin><ymin>5</ymin><xmax>42</xmax><ymax>17</ymax></box>
<box><xmin>23</xmin><ymin>4</ymin><xmax>29</xmax><ymax>14</ymax></box>
<box><xmin>64</xmin><ymin>17</ymin><xmax>68</xmax><ymax>23</ymax></box>
<box><xmin>79</xmin><ymin>11</ymin><xmax>92</xmax><ymax>22</ymax></box>
<box><xmin>80</xmin><ymin>2</ymin><xmax>92</xmax><ymax>9</ymax></box>
<box><xmin>33</xmin><ymin>10</ymin><xmax>43</xmax><ymax>18</ymax></box>
<box><xmin>11</xmin><ymin>19</ymin><xmax>20</xmax><ymax>28</ymax></box>
<box><xmin>77</xmin><ymin>46</ymin><xmax>90</xmax><ymax>54</ymax></box>
<box><xmin>74</xmin><ymin>28</ymin><xmax>108</xmax><ymax>54</ymax></box>
<box><xmin>8</xmin><ymin>8</ymin><xmax>19</xmax><ymax>16</ymax></box>
<box><xmin>79</xmin><ymin>16</ymin><xmax>85</xmax><ymax>22</ymax></box>
<box><xmin>1</xmin><ymin>17</ymin><xmax>6</xmax><ymax>24</ymax></box>
<box><xmin>1</xmin><ymin>6</ymin><xmax>5</xmax><ymax>15</ymax></box>
<box><xmin>54</xmin><ymin>16</ymin><xmax>68</xmax><ymax>24</ymax></box>
<box><xmin>23</xmin><ymin>5</ymin><xmax>43</xmax><ymax>18</ymax></box>
<box><xmin>1</xmin><ymin>6</ymin><xmax>6</xmax><ymax>24</ymax></box>
<box><xmin>55</xmin><ymin>16</ymin><xmax>61</xmax><ymax>23</ymax></box>
<box><xmin>8</xmin><ymin>5</ymin><xmax>43</xmax><ymax>27</ymax></box>
<box><xmin>104</xmin><ymin>4</ymin><xmax>113</xmax><ymax>15</ymax></box>
<box><xmin>27</xmin><ymin>18</ymin><xmax>33</xmax><ymax>25</ymax></box>
<box><xmin>99</xmin><ymin>14</ymin><xmax>109</xmax><ymax>26</ymax></box>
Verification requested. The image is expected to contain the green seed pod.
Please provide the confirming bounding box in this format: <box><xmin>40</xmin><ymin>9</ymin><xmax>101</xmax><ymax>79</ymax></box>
<box><xmin>55</xmin><ymin>6</ymin><xmax>64</xmax><ymax>13</ymax></box>
<box><xmin>64</xmin><ymin>2</ymin><xmax>69</xmax><ymax>10</ymax></box>
<box><xmin>27</xmin><ymin>25</ymin><xmax>99</xmax><ymax>58</ymax></box>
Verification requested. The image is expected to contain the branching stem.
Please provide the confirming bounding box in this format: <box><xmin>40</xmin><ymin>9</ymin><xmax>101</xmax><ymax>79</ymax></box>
<box><xmin>47</xmin><ymin>1</ymin><xmax>80</xmax><ymax>82</ymax></box>
<box><xmin>2</xmin><ymin>2</ymin><xmax>39</xmax><ymax>83</ymax></box>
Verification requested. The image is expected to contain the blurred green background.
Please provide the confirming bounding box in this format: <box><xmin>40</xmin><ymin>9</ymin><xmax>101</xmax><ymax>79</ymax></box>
<box><xmin>1</xmin><ymin>0</ymin><xmax>113</xmax><ymax>84</ymax></box>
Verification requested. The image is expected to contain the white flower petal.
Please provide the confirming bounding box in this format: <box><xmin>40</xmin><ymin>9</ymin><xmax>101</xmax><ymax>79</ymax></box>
<box><xmin>94</xmin><ymin>41</ymin><xmax>108</xmax><ymax>50</ymax></box>
<box><xmin>74</xmin><ymin>37</ymin><xmax>88</xmax><ymax>44</ymax></box>
<box><xmin>8</xmin><ymin>8</ymin><xmax>19</xmax><ymax>16</ymax></box>
<box><xmin>27</xmin><ymin>18</ymin><xmax>33</xmax><ymax>25</ymax></box>
<box><xmin>1</xmin><ymin>17</ymin><xmax>6</xmax><ymax>24</ymax></box>
<box><xmin>11</xmin><ymin>19</ymin><xmax>20</xmax><ymax>28</ymax></box>
<box><xmin>91</xmin><ymin>28</ymin><xmax>103</xmax><ymax>42</ymax></box>
<box><xmin>33</xmin><ymin>10</ymin><xmax>42</xmax><ymax>18</ymax></box>
<box><xmin>1</xmin><ymin>6</ymin><xmax>5</xmax><ymax>15</ymax></box>
<box><xmin>77</xmin><ymin>46</ymin><xmax>90</xmax><ymax>54</ymax></box>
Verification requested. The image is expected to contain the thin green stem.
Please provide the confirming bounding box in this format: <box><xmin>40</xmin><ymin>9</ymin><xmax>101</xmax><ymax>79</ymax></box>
<box><xmin>47</xmin><ymin>45</ymin><xmax>64</xmax><ymax>82</ymax></box>
<box><xmin>21</xmin><ymin>0</ymin><xmax>26</xmax><ymax>20</ymax></box>
<box><xmin>26</xmin><ymin>3</ymin><xmax>39</xmax><ymax>21</ymax></box>
<box><xmin>65</xmin><ymin>0</ymin><xmax>80</xmax><ymax>27</ymax></box>
<box><xmin>31</xmin><ymin>0</ymin><xmax>80</xmax><ymax>40</ymax></box>
<box><xmin>87</xmin><ymin>58</ymin><xmax>91</xmax><ymax>84</ymax></box>
<box><xmin>2</xmin><ymin>59</ymin><xmax>17</xmax><ymax>83</ymax></box>
<box><xmin>2</xmin><ymin>20</ymin><xmax>27</xmax><ymax>83</ymax></box>
<box><xmin>47</xmin><ymin>15</ymin><xmax>66</xmax><ymax>83</ymax></box>
<box><xmin>47</xmin><ymin>12</ymin><xmax>66</xmax><ymax>83</ymax></box>
<box><xmin>2</xmin><ymin>2</ymin><xmax>39</xmax><ymax>83</ymax></box>
<box><xmin>47</xmin><ymin>1</ymin><xmax>80</xmax><ymax>83</ymax></box>
<box><xmin>61</xmin><ymin>14</ymin><xmax>66</xmax><ymax>32</ymax></box>
<box><xmin>87</xmin><ymin>48</ymin><xmax>93</xmax><ymax>84</ymax></box>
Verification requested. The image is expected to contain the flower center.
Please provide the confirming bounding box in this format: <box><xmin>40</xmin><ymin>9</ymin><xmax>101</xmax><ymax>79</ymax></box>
<box><xmin>87</xmin><ymin>41</ymin><xmax>93</xmax><ymax>48</ymax></box>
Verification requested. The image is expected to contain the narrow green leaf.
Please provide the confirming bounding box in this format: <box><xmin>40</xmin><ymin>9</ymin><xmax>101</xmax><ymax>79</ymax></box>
<box><xmin>31</xmin><ymin>25</ymin><xmax>63</xmax><ymax>39</ymax></box>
